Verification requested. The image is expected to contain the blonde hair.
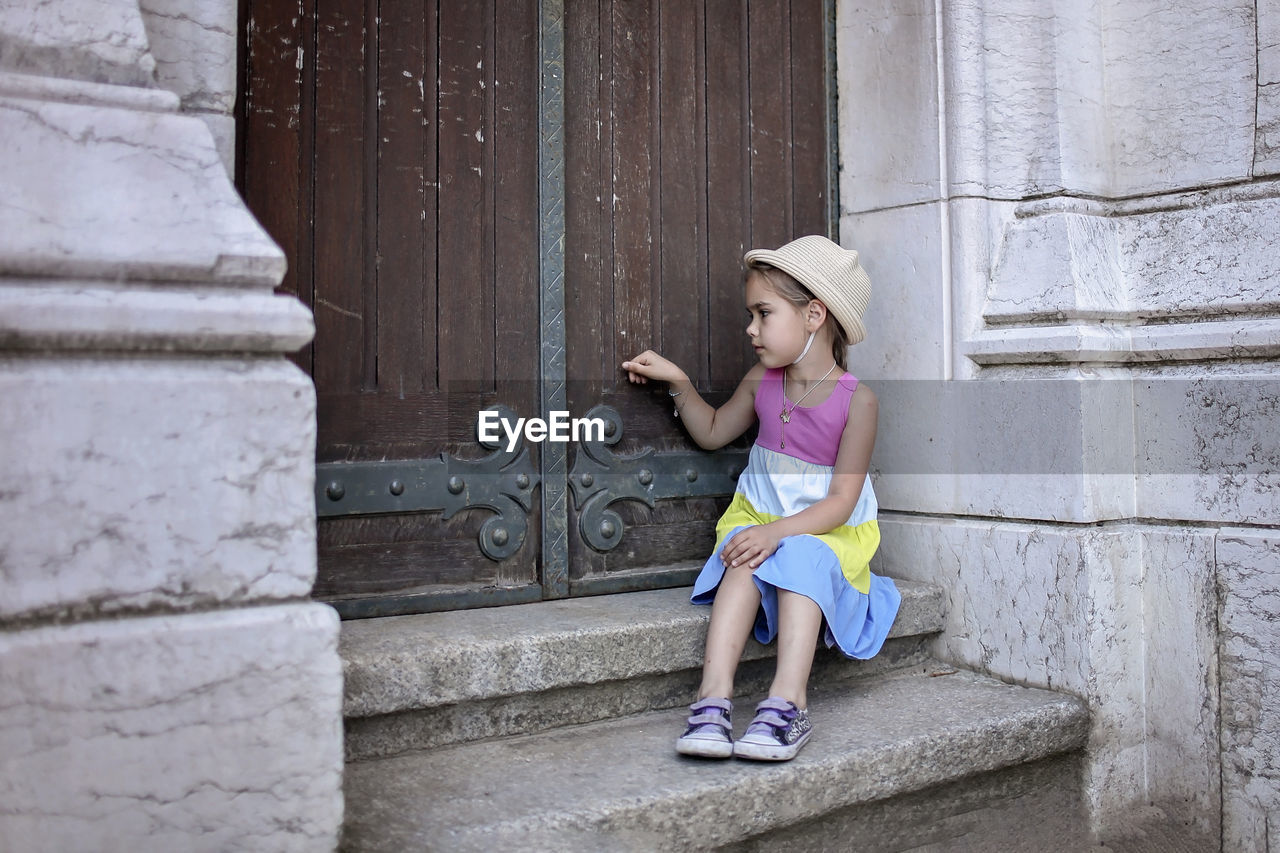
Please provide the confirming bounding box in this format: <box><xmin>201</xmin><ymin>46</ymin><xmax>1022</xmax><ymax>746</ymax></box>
<box><xmin>756</xmin><ymin>266</ymin><xmax>850</xmax><ymax>370</ymax></box>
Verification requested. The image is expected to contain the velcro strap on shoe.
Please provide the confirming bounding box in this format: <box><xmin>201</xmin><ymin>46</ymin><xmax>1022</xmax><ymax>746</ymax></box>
<box><xmin>746</xmin><ymin>710</ymin><xmax>789</xmax><ymax>731</ymax></box>
<box><xmin>686</xmin><ymin>713</ymin><xmax>731</xmax><ymax>729</ymax></box>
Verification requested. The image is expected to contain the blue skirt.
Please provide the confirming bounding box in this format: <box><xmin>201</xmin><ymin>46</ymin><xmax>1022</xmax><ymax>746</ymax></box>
<box><xmin>691</xmin><ymin>526</ymin><xmax>901</xmax><ymax>660</ymax></box>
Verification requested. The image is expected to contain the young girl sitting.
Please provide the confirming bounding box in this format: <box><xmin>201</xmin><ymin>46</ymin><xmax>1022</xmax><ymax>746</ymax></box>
<box><xmin>621</xmin><ymin>235</ymin><xmax>901</xmax><ymax>762</ymax></box>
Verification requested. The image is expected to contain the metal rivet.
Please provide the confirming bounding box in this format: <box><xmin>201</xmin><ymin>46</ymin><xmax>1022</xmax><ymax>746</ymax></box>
<box><xmin>604</xmin><ymin>421</ymin><xmax>617</xmax><ymax>436</ymax></box>
<box><xmin>516</xmin><ymin>473</ymin><xmax>530</xmax><ymax>489</ymax></box>
<box><xmin>685</xmin><ymin>468</ymin><xmax>698</xmax><ymax>482</ymax></box>
<box><xmin>325</xmin><ymin>482</ymin><xmax>345</xmax><ymax>501</ymax></box>
<box><xmin>580</xmin><ymin>473</ymin><xmax>594</xmax><ymax>487</ymax></box>
<box><xmin>638</xmin><ymin>469</ymin><xmax>653</xmax><ymax>485</ymax></box>
<box><xmin>389</xmin><ymin>480</ymin><xmax>405</xmax><ymax>496</ymax></box>
<box><xmin>600</xmin><ymin>519</ymin><xmax>617</xmax><ymax>539</ymax></box>
<box><xmin>490</xmin><ymin>526</ymin><xmax>509</xmax><ymax>547</ymax></box>
<box><xmin>448</xmin><ymin>476</ymin><xmax>465</xmax><ymax>494</ymax></box>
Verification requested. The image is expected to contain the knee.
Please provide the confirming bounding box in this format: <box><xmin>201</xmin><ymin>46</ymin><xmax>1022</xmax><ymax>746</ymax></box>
<box><xmin>715</xmin><ymin>562</ymin><xmax>758</xmax><ymax>597</ymax></box>
<box><xmin>721</xmin><ymin>561</ymin><xmax>757</xmax><ymax>583</ymax></box>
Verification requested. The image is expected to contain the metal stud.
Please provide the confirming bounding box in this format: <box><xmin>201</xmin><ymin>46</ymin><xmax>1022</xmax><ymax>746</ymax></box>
<box><xmin>325</xmin><ymin>482</ymin><xmax>345</xmax><ymax>501</ymax></box>
<box><xmin>448</xmin><ymin>476</ymin><xmax>465</xmax><ymax>495</ymax></box>
<box><xmin>389</xmin><ymin>480</ymin><xmax>405</xmax><ymax>496</ymax></box>
<box><xmin>638</xmin><ymin>468</ymin><xmax>653</xmax><ymax>485</ymax></box>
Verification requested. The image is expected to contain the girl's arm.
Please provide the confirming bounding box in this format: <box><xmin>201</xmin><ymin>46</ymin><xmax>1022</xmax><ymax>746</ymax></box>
<box><xmin>621</xmin><ymin>351</ymin><xmax>762</xmax><ymax>450</ymax></box>
<box><xmin>720</xmin><ymin>383</ymin><xmax>878</xmax><ymax>569</ymax></box>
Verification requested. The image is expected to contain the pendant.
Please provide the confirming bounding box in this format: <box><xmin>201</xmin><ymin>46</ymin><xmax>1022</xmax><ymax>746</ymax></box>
<box><xmin>780</xmin><ymin>409</ymin><xmax>791</xmax><ymax>424</ymax></box>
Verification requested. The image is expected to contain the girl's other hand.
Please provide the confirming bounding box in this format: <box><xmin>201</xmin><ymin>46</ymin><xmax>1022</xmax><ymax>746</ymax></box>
<box><xmin>621</xmin><ymin>350</ymin><xmax>686</xmax><ymax>386</ymax></box>
<box><xmin>720</xmin><ymin>524</ymin><xmax>782</xmax><ymax>570</ymax></box>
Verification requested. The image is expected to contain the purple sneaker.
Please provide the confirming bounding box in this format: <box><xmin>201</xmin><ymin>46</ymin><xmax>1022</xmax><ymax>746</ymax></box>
<box><xmin>676</xmin><ymin>697</ymin><xmax>734</xmax><ymax>758</ymax></box>
<box><xmin>732</xmin><ymin>697</ymin><xmax>812</xmax><ymax>761</ymax></box>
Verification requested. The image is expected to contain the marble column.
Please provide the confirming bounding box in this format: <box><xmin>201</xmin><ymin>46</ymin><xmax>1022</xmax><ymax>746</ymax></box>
<box><xmin>0</xmin><ymin>1</ymin><xmax>343</xmax><ymax>850</ymax></box>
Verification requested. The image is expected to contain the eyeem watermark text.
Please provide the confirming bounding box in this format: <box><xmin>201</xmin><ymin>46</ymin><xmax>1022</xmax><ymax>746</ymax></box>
<box><xmin>478</xmin><ymin>410</ymin><xmax>607</xmax><ymax>452</ymax></box>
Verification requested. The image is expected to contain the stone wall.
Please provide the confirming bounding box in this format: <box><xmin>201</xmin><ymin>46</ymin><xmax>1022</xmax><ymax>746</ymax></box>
<box><xmin>0</xmin><ymin>0</ymin><xmax>343</xmax><ymax>850</ymax></box>
<box><xmin>837</xmin><ymin>0</ymin><xmax>1279</xmax><ymax>845</ymax></box>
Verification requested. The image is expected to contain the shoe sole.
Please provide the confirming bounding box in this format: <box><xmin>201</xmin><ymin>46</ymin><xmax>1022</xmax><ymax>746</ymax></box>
<box><xmin>676</xmin><ymin>737</ymin><xmax>734</xmax><ymax>759</ymax></box>
<box><xmin>732</xmin><ymin>731</ymin><xmax>810</xmax><ymax>761</ymax></box>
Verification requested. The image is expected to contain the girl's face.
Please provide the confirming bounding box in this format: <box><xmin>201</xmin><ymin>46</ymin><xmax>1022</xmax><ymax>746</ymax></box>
<box><xmin>744</xmin><ymin>269</ymin><xmax>811</xmax><ymax>368</ymax></box>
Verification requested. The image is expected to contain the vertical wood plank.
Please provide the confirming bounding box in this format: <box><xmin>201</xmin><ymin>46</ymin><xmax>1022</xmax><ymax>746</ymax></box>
<box><xmin>360</xmin><ymin>0</ymin><xmax>379</xmax><ymax>390</ymax></box>
<box><xmin>376</xmin><ymin>0</ymin><xmax>429</xmax><ymax>394</ymax></box>
<box><xmin>705</xmin><ymin>0</ymin><xmax>751</xmax><ymax>384</ymax></box>
<box><xmin>693</xmin><ymin>2</ymin><xmax>709</xmax><ymax>384</ymax></box>
<box><xmin>423</xmin><ymin>4</ymin><xmax>440</xmax><ymax>388</ymax></box>
<box><xmin>493</xmin><ymin>0</ymin><xmax>540</xmax><ymax>414</ymax></box>
<box><xmin>747</xmin><ymin>0</ymin><xmax>791</xmax><ymax>251</ymax></box>
<box><xmin>565</xmin><ymin>0</ymin><xmax>607</xmax><ymax>400</ymax></box>
<box><xmin>599</xmin><ymin>0</ymin><xmax>615</xmax><ymax>392</ymax></box>
<box><xmin>311</xmin><ymin>0</ymin><xmax>368</xmax><ymax>392</ymax></box>
<box><xmin>610</xmin><ymin>0</ymin><xmax>655</xmax><ymax>376</ymax></box>
<box><xmin>657</xmin><ymin>0</ymin><xmax>704</xmax><ymax>383</ymax></box>
<box><xmin>437</xmin><ymin>0</ymin><xmax>494</xmax><ymax>385</ymax></box>
<box><xmin>494</xmin><ymin>0</ymin><xmax>542</xmax><ymax>587</ymax></box>
<box><xmin>790</xmin><ymin>1</ymin><xmax>829</xmax><ymax>240</ymax></box>
<box><xmin>646</xmin><ymin>1</ymin><xmax>662</xmax><ymax>362</ymax></box>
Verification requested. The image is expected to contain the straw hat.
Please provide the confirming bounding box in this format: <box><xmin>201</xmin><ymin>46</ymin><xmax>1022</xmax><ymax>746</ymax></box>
<box><xmin>744</xmin><ymin>235</ymin><xmax>871</xmax><ymax>345</ymax></box>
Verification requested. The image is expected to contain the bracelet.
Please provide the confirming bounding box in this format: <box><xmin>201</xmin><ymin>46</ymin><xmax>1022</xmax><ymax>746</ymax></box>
<box><xmin>668</xmin><ymin>389</ymin><xmax>683</xmax><ymax>417</ymax></box>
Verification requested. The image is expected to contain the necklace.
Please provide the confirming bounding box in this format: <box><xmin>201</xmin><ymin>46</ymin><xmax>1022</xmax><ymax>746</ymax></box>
<box><xmin>779</xmin><ymin>362</ymin><xmax>838</xmax><ymax>449</ymax></box>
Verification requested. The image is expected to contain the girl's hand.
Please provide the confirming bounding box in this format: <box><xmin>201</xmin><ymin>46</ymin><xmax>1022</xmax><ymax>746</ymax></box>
<box><xmin>721</xmin><ymin>524</ymin><xmax>783</xmax><ymax>570</ymax></box>
<box><xmin>621</xmin><ymin>350</ymin><xmax>687</xmax><ymax>386</ymax></box>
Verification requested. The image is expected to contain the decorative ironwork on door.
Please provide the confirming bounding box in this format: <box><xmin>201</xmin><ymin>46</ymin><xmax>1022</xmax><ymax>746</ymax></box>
<box><xmin>568</xmin><ymin>405</ymin><xmax>747</xmax><ymax>553</ymax></box>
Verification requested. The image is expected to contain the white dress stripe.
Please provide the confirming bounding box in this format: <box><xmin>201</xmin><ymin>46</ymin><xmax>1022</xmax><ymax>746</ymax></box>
<box><xmin>736</xmin><ymin>445</ymin><xmax>877</xmax><ymax>528</ymax></box>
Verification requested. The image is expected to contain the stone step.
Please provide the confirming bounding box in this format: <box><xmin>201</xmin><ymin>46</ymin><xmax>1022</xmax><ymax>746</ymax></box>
<box><xmin>340</xmin><ymin>581</ymin><xmax>944</xmax><ymax>758</ymax></box>
<box><xmin>341</xmin><ymin>663</ymin><xmax>1091</xmax><ymax>852</ymax></box>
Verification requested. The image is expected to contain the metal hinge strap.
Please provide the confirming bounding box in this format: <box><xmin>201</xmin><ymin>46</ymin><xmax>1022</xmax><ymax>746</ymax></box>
<box><xmin>315</xmin><ymin>405</ymin><xmax>539</xmax><ymax>561</ymax></box>
<box><xmin>568</xmin><ymin>405</ymin><xmax>747</xmax><ymax>551</ymax></box>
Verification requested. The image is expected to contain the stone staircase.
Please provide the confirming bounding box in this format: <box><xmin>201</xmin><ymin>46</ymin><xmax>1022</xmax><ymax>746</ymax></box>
<box><xmin>338</xmin><ymin>581</ymin><xmax>1092</xmax><ymax>851</ymax></box>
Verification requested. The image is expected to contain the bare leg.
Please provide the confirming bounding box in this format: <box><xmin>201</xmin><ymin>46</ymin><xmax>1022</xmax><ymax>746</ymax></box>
<box><xmin>768</xmin><ymin>589</ymin><xmax>823</xmax><ymax>709</ymax></box>
<box><xmin>696</xmin><ymin>565</ymin><xmax>761</xmax><ymax>700</ymax></box>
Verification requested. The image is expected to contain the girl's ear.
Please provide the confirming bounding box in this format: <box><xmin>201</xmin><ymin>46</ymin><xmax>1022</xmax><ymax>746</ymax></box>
<box><xmin>806</xmin><ymin>299</ymin><xmax>829</xmax><ymax>332</ymax></box>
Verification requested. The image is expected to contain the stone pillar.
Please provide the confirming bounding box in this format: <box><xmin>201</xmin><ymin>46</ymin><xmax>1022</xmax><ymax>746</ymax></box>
<box><xmin>0</xmin><ymin>1</ymin><xmax>343</xmax><ymax>850</ymax></box>
<box><xmin>838</xmin><ymin>0</ymin><xmax>1279</xmax><ymax>843</ymax></box>
<box><xmin>137</xmin><ymin>0</ymin><xmax>239</xmax><ymax>172</ymax></box>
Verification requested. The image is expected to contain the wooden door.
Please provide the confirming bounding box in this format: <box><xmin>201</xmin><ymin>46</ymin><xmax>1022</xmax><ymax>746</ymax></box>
<box><xmin>239</xmin><ymin>0</ymin><xmax>544</xmax><ymax>616</ymax></box>
<box><xmin>238</xmin><ymin>0</ymin><xmax>834</xmax><ymax>615</ymax></box>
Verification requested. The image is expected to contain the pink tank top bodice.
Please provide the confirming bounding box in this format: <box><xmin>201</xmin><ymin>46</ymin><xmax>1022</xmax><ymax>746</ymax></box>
<box><xmin>754</xmin><ymin>367</ymin><xmax>858</xmax><ymax>466</ymax></box>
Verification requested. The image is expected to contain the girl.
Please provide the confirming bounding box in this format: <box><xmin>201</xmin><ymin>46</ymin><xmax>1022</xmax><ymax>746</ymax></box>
<box><xmin>621</xmin><ymin>235</ymin><xmax>901</xmax><ymax>762</ymax></box>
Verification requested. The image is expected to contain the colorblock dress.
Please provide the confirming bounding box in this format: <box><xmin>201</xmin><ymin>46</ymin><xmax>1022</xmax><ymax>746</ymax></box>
<box><xmin>691</xmin><ymin>368</ymin><xmax>901</xmax><ymax>659</ymax></box>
